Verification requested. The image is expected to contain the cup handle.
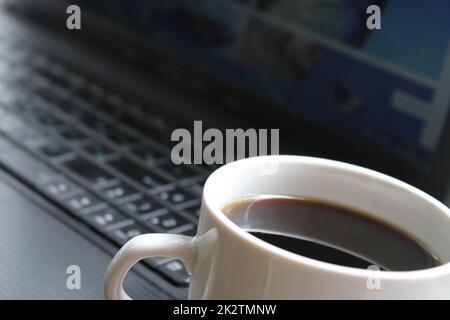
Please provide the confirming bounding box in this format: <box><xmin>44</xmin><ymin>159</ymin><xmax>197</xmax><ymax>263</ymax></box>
<box><xmin>104</xmin><ymin>234</ymin><xmax>196</xmax><ymax>300</ymax></box>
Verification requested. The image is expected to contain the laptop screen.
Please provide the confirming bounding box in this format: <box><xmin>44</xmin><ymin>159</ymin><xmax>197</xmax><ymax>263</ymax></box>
<box><xmin>76</xmin><ymin>0</ymin><xmax>450</xmax><ymax>169</ymax></box>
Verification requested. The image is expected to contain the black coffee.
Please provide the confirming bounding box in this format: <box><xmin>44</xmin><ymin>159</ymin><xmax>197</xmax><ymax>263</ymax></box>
<box><xmin>222</xmin><ymin>196</ymin><xmax>441</xmax><ymax>271</ymax></box>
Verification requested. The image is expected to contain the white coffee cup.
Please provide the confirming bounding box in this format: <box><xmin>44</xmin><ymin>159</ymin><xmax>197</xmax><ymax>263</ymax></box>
<box><xmin>104</xmin><ymin>156</ymin><xmax>450</xmax><ymax>299</ymax></box>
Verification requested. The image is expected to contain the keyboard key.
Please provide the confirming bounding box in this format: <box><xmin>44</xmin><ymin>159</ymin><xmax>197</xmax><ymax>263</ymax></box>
<box><xmin>84</xmin><ymin>208</ymin><xmax>130</xmax><ymax>231</ymax></box>
<box><xmin>35</xmin><ymin>112</ymin><xmax>65</xmax><ymax>129</ymax></box>
<box><xmin>91</xmin><ymin>122</ymin><xmax>115</xmax><ymax>137</ymax></box>
<box><xmin>190</xmin><ymin>183</ymin><xmax>204</xmax><ymax>195</ymax></box>
<box><xmin>20</xmin><ymin>102</ymin><xmax>48</xmax><ymax>118</ymax></box>
<box><xmin>103</xmin><ymin>130</ymin><xmax>139</xmax><ymax>148</ymax></box>
<box><xmin>76</xmin><ymin>83</ymin><xmax>103</xmax><ymax>102</ymax></box>
<box><xmin>28</xmin><ymin>74</ymin><xmax>52</xmax><ymax>93</ymax></box>
<box><xmin>39</xmin><ymin>143</ymin><xmax>71</xmax><ymax>159</ymax></box>
<box><xmin>48</xmin><ymin>63</ymin><xmax>68</xmax><ymax>79</ymax></box>
<box><xmin>157</xmin><ymin>162</ymin><xmax>199</xmax><ymax>181</ymax></box>
<box><xmin>121</xmin><ymin>196</ymin><xmax>165</xmax><ymax>217</ymax></box>
<box><xmin>21</xmin><ymin>103</ymin><xmax>49</xmax><ymax>118</ymax></box>
<box><xmin>96</xmin><ymin>96</ymin><xmax>122</xmax><ymax>115</ymax></box>
<box><xmin>120</xmin><ymin>113</ymin><xmax>145</xmax><ymax>131</ymax></box>
<box><xmin>144</xmin><ymin>211</ymin><xmax>193</xmax><ymax>232</ymax></box>
<box><xmin>120</xmin><ymin>114</ymin><xmax>166</xmax><ymax>142</ymax></box>
<box><xmin>183</xmin><ymin>205</ymin><xmax>201</xmax><ymax>218</ymax></box>
<box><xmin>140</xmin><ymin>126</ymin><xmax>167</xmax><ymax>143</ymax></box>
<box><xmin>64</xmin><ymin>193</ymin><xmax>106</xmax><ymax>214</ymax></box>
<box><xmin>152</xmin><ymin>114</ymin><xmax>176</xmax><ymax>132</ymax></box>
<box><xmin>109</xmin><ymin>158</ymin><xmax>169</xmax><ymax>188</ymax></box>
<box><xmin>77</xmin><ymin>113</ymin><xmax>107</xmax><ymax>130</ymax></box>
<box><xmin>157</xmin><ymin>260</ymin><xmax>190</xmax><ymax>286</ymax></box>
<box><xmin>63</xmin><ymin>157</ymin><xmax>116</xmax><ymax>187</ymax></box>
<box><xmin>132</xmin><ymin>144</ymin><xmax>165</xmax><ymax>165</ymax></box>
<box><xmin>65</xmin><ymin>71</ymin><xmax>85</xmax><ymax>88</ymax></box>
<box><xmin>12</xmin><ymin>101</ymin><xmax>37</xmax><ymax>115</ymax></box>
<box><xmin>109</xmin><ymin>223</ymin><xmax>150</xmax><ymax>245</ymax></box>
<box><xmin>97</xmin><ymin>124</ymin><xmax>139</xmax><ymax>147</ymax></box>
<box><xmin>84</xmin><ymin>143</ymin><xmax>115</xmax><ymax>161</ymax></box>
<box><xmin>44</xmin><ymin>180</ymin><xmax>78</xmax><ymax>198</ymax></box>
<box><xmin>32</xmin><ymin>85</ymin><xmax>60</xmax><ymax>103</ymax></box>
<box><xmin>155</xmin><ymin>187</ymin><xmax>197</xmax><ymax>207</ymax></box>
<box><xmin>52</xmin><ymin>83</ymin><xmax>73</xmax><ymax>101</ymax></box>
<box><xmin>98</xmin><ymin>183</ymin><xmax>138</xmax><ymax>202</ymax></box>
<box><xmin>60</xmin><ymin>128</ymin><xmax>90</xmax><ymax>145</ymax></box>
<box><xmin>59</xmin><ymin>98</ymin><xmax>86</xmax><ymax>116</ymax></box>
<box><xmin>29</xmin><ymin>53</ymin><xmax>51</xmax><ymax>70</ymax></box>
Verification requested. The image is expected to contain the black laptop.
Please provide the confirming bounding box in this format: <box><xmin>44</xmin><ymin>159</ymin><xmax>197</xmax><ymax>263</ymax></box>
<box><xmin>0</xmin><ymin>0</ymin><xmax>448</xmax><ymax>299</ymax></box>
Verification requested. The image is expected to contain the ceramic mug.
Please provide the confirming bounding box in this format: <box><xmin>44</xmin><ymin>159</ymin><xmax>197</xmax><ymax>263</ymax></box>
<box><xmin>105</xmin><ymin>156</ymin><xmax>450</xmax><ymax>299</ymax></box>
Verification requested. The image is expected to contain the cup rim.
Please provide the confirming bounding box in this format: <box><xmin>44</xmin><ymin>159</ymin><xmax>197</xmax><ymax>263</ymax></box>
<box><xmin>202</xmin><ymin>155</ymin><xmax>450</xmax><ymax>279</ymax></box>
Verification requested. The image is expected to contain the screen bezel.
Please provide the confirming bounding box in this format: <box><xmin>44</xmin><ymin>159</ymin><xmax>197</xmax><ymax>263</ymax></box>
<box><xmin>12</xmin><ymin>0</ymin><xmax>450</xmax><ymax>199</ymax></box>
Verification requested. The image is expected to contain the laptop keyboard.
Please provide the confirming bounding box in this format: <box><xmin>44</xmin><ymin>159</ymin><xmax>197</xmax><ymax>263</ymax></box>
<box><xmin>0</xmin><ymin>40</ymin><xmax>214</xmax><ymax>287</ymax></box>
